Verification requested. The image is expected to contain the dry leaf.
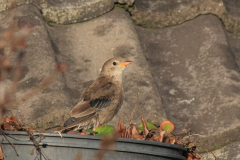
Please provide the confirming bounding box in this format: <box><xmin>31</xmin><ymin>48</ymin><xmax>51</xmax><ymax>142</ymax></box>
<box><xmin>30</xmin><ymin>150</ymin><xmax>34</xmax><ymax>155</ymax></box>
<box><xmin>0</xmin><ymin>146</ymin><xmax>3</xmax><ymax>160</ymax></box>
<box><xmin>121</xmin><ymin>127</ymin><xmax>126</xmax><ymax>138</ymax></box>
<box><xmin>3</xmin><ymin>123</ymin><xmax>15</xmax><ymax>131</ymax></box>
<box><xmin>141</xmin><ymin>117</ymin><xmax>149</xmax><ymax>138</ymax></box>
<box><xmin>80</xmin><ymin>132</ymin><xmax>87</xmax><ymax>135</ymax></box>
<box><xmin>4</xmin><ymin>116</ymin><xmax>11</xmax><ymax>122</ymax></box>
<box><xmin>131</xmin><ymin>125</ymin><xmax>144</xmax><ymax>140</ymax></box>
<box><xmin>67</xmin><ymin>131</ymin><xmax>77</xmax><ymax>134</ymax></box>
<box><xmin>117</xmin><ymin>119</ymin><xmax>124</xmax><ymax>132</ymax></box>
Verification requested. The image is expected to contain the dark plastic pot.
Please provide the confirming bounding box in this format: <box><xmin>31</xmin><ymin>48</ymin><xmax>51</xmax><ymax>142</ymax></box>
<box><xmin>1</xmin><ymin>131</ymin><xmax>188</xmax><ymax>160</ymax></box>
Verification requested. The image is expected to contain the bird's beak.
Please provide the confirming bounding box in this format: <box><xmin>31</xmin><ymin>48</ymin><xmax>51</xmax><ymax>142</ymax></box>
<box><xmin>120</xmin><ymin>61</ymin><xmax>132</xmax><ymax>67</ymax></box>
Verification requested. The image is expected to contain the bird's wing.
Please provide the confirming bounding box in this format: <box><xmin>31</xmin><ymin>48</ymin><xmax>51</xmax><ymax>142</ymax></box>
<box><xmin>70</xmin><ymin>80</ymin><xmax>121</xmax><ymax>118</ymax></box>
<box><xmin>70</xmin><ymin>101</ymin><xmax>99</xmax><ymax>117</ymax></box>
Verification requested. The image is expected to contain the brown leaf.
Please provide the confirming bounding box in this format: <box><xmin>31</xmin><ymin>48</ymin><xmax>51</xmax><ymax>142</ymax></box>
<box><xmin>27</xmin><ymin>128</ymin><xmax>37</xmax><ymax>132</ymax></box>
<box><xmin>67</xmin><ymin>131</ymin><xmax>77</xmax><ymax>134</ymax></box>
<box><xmin>126</xmin><ymin>126</ymin><xmax>132</xmax><ymax>138</ymax></box>
<box><xmin>10</xmin><ymin>116</ymin><xmax>18</xmax><ymax>122</ymax></box>
<box><xmin>121</xmin><ymin>127</ymin><xmax>126</xmax><ymax>138</ymax></box>
<box><xmin>4</xmin><ymin>116</ymin><xmax>11</xmax><ymax>122</ymax></box>
<box><xmin>165</xmin><ymin>137</ymin><xmax>170</xmax><ymax>143</ymax></box>
<box><xmin>3</xmin><ymin>123</ymin><xmax>15</xmax><ymax>131</ymax></box>
<box><xmin>30</xmin><ymin>150</ymin><xmax>34</xmax><ymax>155</ymax></box>
<box><xmin>117</xmin><ymin>119</ymin><xmax>124</xmax><ymax>132</ymax></box>
<box><xmin>141</xmin><ymin>117</ymin><xmax>149</xmax><ymax>138</ymax></box>
<box><xmin>131</xmin><ymin>125</ymin><xmax>144</xmax><ymax>140</ymax></box>
<box><xmin>80</xmin><ymin>132</ymin><xmax>87</xmax><ymax>135</ymax></box>
<box><xmin>0</xmin><ymin>146</ymin><xmax>3</xmax><ymax>160</ymax></box>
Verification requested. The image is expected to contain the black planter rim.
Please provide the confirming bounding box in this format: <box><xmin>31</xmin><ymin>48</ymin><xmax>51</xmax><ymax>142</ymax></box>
<box><xmin>2</xmin><ymin>131</ymin><xmax>187</xmax><ymax>151</ymax></box>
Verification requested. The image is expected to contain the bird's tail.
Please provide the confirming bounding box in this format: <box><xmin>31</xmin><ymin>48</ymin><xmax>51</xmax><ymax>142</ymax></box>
<box><xmin>64</xmin><ymin>117</ymin><xmax>77</xmax><ymax>127</ymax></box>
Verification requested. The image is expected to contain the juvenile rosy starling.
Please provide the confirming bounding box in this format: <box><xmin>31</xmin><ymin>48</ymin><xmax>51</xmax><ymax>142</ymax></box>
<box><xmin>56</xmin><ymin>57</ymin><xmax>132</xmax><ymax>132</ymax></box>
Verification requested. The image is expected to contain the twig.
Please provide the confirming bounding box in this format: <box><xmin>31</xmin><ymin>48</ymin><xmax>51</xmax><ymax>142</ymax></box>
<box><xmin>129</xmin><ymin>93</ymin><xmax>138</xmax><ymax>125</ymax></box>
<box><xmin>0</xmin><ymin>129</ymin><xmax>19</xmax><ymax>156</ymax></box>
<box><xmin>177</xmin><ymin>115</ymin><xmax>205</xmax><ymax>134</ymax></box>
<box><xmin>197</xmin><ymin>144</ymin><xmax>218</xmax><ymax>160</ymax></box>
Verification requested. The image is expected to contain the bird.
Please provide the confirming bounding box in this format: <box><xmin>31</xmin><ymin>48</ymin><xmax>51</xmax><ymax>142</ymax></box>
<box><xmin>56</xmin><ymin>57</ymin><xmax>132</xmax><ymax>133</ymax></box>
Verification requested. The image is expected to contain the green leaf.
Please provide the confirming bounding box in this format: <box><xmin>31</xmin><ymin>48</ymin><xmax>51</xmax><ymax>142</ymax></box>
<box><xmin>184</xmin><ymin>145</ymin><xmax>194</xmax><ymax>149</ymax></box>
<box><xmin>96</xmin><ymin>125</ymin><xmax>114</xmax><ymax>136</ymax></box>
<box><xmin>138</xmin><ymin>122</ymin><xmax>156</xmax><ymax>132</ymax></box>
<box><xmin>160</xmin><ymin>121</ymin><xmax>174</xmax><ymax>133</ymax></box>
<box><xmin>85</xmin><ymin>129</ymin><xmax>98</xmax><ymax>134</ymax></box>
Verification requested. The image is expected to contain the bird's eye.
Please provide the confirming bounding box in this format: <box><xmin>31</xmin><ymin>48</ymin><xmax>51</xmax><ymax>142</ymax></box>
<box><xmin>113</xmin><ymin>62</ymin><xmax>117</xmax><ymax>66</ymax></box>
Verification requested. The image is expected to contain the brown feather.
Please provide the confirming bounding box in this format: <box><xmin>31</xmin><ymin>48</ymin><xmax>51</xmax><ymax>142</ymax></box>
<box><xmin>70</xmin><ymin>101</ymin><xmax>98</xmax><ymax>117</ymax></box>
<box><xmin>57</xmin><ymin>57</ymin><xmax>131</xmax><ymax>132</ymax></box>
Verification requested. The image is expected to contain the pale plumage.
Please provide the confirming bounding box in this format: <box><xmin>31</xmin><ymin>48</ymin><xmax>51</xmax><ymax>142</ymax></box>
<box><xmin>56</xmin><ymin>57</ymin><xmax>132</xmax><ymax>132</ymax></box>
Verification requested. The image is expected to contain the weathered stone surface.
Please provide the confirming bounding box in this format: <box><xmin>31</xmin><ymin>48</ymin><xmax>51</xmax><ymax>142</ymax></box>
<box><xmin>2</xmin><ymin>0</ymin><xmax>240</xmax><ymax>35</ymax></box>
<box><xmin>223</xmin><ymin>0</ymin><xmax>240</xmax><ymax>19</ymax></box>
<box><xmin>131</xmin><ymin>0</ymin><xmax>240</xmax><ymax>34</ymax></box>
<box><xmin>201</xmin><ymin>141</ymin><xmax>240</xmax><ymax>160</ymax></box>
<box><xmin>132</xmin><ymin>0</ymin><xmax>225</xmax><ymax>28</ymax></box>
<box><xmin>47</xmin><ymin>7</ymin><xmax>167</xmax><ymax>126</ymax></box>
<box><xmin>221</xmin><ymin>0</ymin><xmax>240</xmax><ymax>34</ymax></box>
<box><xmin>228</xmin><ymin>33</ymin><xmax>240</xmax><ymax>68</ymax></box>
<box><xmin>0</xmin><ymin>5</ymin><xmax>72</xmax><ymax>130</ymax></box>
<box><xmin>0</xmin><ymin>0</ymin><xmax>134</xmax><ymax>25</ymax></box>
<box><xmin>135</xmin><ymin>14</ymin><xmax>240</xmax><ymax>151</ymax></box>
<box><xmin>42</xmin><ymin>0</ymin><xmax>114</xmax><ymax>24</ymax></box>
<box><xmin>0</xmin><ymin>0</ymin><xmax>44</xmax><ymax>12</ymax></box>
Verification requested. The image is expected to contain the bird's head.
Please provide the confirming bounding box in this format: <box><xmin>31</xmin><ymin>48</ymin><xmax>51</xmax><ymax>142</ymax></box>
<box><xmin>100</xmin><ymin>57</ymin><xmax>132</xmax><ymax>82</ymax></box>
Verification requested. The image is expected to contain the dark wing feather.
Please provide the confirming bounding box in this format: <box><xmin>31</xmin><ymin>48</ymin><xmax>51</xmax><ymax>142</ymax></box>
<box><xmin>64</xmin><ymin>112</ymin><xmax>96</xmax><ymax>127</ymax></box>
<box><xmin>90</xmin><ymin>98</ymin><xmax>112</xmax><ymax>110</ymax></box>
<box><xmin>65</xmin><ymin>79</ymin><xmax>121</xmax><ymax>127</ymax></box>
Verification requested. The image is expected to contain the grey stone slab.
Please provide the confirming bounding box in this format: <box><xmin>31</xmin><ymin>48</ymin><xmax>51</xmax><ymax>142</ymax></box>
<box><xmin>222</xmin><ymin>0</ymin><xmax>240</xmax><ymax>34</ymax></box>
<box><xmin>42</xmin><ymin>0</ymin><xmax>114</xmax><ymax>24</ymax></box>
<box><xmin>135</xmin><ymin>14</ymin><xmax>240</xmax><ymax>151</ymax></box>
<box><xmin>0</xmin><ymin>0</ymin><xmax>44</xmax><ymax>12</ymax></box>
<box><xmin>42</xmin><ymin>0</ymin><xmax>134</xmax><ymax>24</ymax></box>
<box><xmin>131</xmin><ymin>0</ymin><xmax>240</xmax><ymax>34</ymax></box>
<box><xmin>0</xmin><ymin>5</ymin><xmax>72</xmax><ymax>130</ymax></box>
<box><xmin>223</xmin><ymin>0</ymin><xmax>240</xmax><ymax>19</ymax></box>
<box><xmin>47</xmin><ymin>7</ymin><xmax>167</xmax><ymax>127</ymax></box>
<box><xmin>228</xmin><ymin>33</ymin><xmax>240</xmax><ymax>68</ymax></box>
<box><xmin>131</xmin><ymin>0</ymin><xmax>225</xmax><ymax>29</ymax></box>
<box><xmin>0</xmin><ymin>0</ymin><xmax>134</xmax><ymax>25</ymax></box>
<box><xmin>201</xmin><ymin>141</ymin><xmax>240</xmax><ymax>160</ymax></box>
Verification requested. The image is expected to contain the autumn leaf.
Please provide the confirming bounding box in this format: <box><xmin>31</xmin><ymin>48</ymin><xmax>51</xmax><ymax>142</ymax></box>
<box><xmin>121</xmin><ymin>127</ymin><xmax>126</xmax><ymax>138</ymax></box>
<box><xmin>117</xmin><ymin>119</ymin><xmax>124</xmax><ymax>132</ymax></box>
<box><xmin>131</xmin><ymin>125</ymin><xmax>144</xmax><ymax>140</ymax></box>
<box><xmin>80</xmin><ymin>132</ymin><xmax>87</xmax><ymax>135</ymax></box>
<box><xmin>68</xmin><ymin>131</ymin><xmax>77</xmax><ymax>134</ymax></box>
<box><xmin>0</xmin><ymin>146</ymin><xmax>3</xmax><ymax>160</ymax></box>
<box><xmin>160</xmin><ymin>120</ymin><xmax>174</xmax><ymax>133</ymax></box>
<box><xmin>141</xmin><ymin>117</ymin><xmax>149</xmax><ymax>138</ymax></box>
<box><xmin>4</xmin><ymin>116</ymin><xmax>11</xmax><ymax>122</ymax></box>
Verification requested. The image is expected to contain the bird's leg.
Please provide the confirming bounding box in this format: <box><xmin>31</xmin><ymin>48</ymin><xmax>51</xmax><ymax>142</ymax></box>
<box><xmin>74</xmin><ymin>124</ymin><xmax>81</xmax><ymax>131</ymax></box>
<box><xmin>93</xmin><ymin>114</ymin><xmax>100</xmax><ymax>131</ymax></box>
